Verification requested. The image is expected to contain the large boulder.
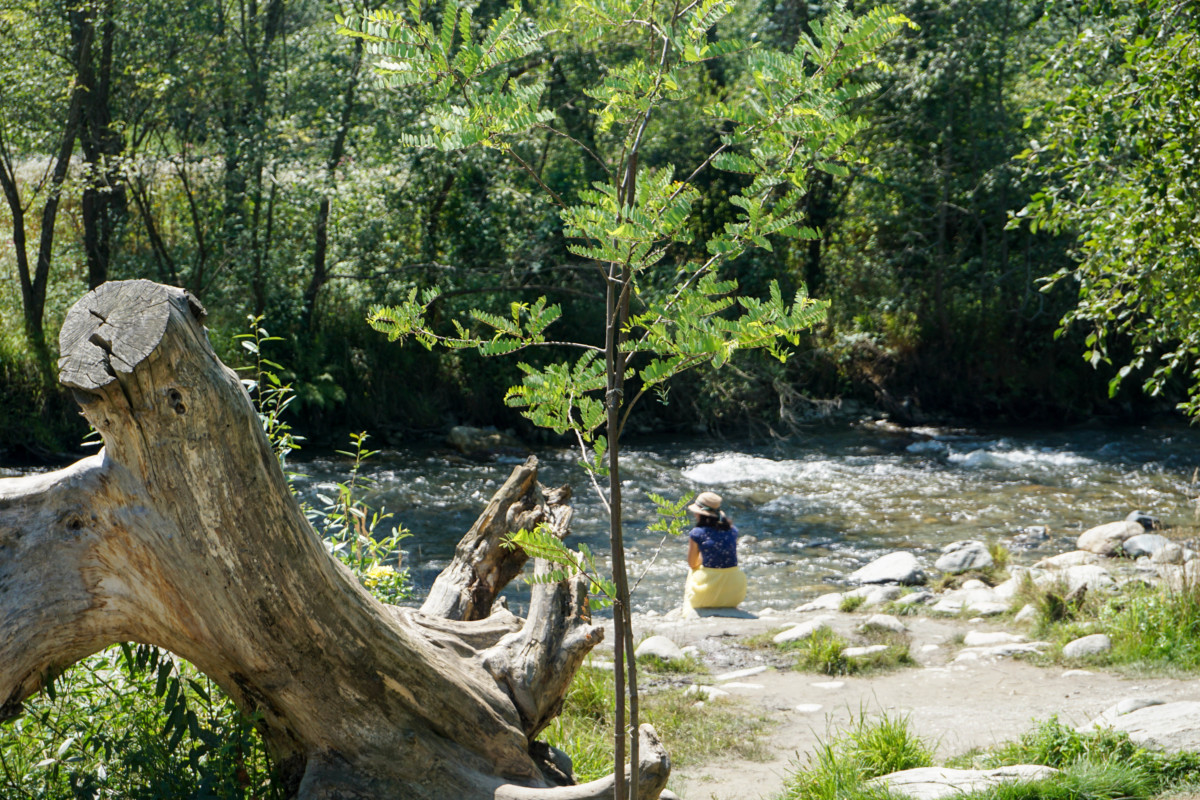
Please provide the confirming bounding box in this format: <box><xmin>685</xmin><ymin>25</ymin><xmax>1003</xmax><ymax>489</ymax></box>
<box><xmin>1122</xmin><ymin>533</ymin><xmax>1171</xmax><ymax>559</ymax></box>
<box><xmin>848</xmin><ymin>552</ymin><xmax>926</xmax><ymax>585</ymax></box>
<box><xmin>1064</xmin><ymin>565</ymin><xmax>1115</xmax><ymax>593</ymax></box>
<box><xmin>1062</xmin><ymin>633</ymin><xmax>1112</xmax><ymax>659</ymax></box>
<box><xmin>934</xmin><ymin>540</ymin><xmax>993</xmax><ymax>574</ymax></box>
<box><xmin>1034</xmin><ymin>550</ymin><xmax>1101</xmax><ymax>569</ymax></box>
<box><xmin>774</xmin><ymin>618</ymin><xmax>831</xmax><ymax>644</ymax></box>
<box><xmin>869</xmin><ymin>766</ymin><xmax>1058</xmax><ymax>800</ymax></box>
<box><xmin>635</xmin><ymin>635</ymin><xmax>684</xmax><ymax>661</ymax></box>
<box><xmin>1092</xmin><ymin>701</ymin><xmax>1200</xmax><ymax>753</ymax></box>
<box><xmin>1077</xmin><ymin>520</ymin><xmax>1143</xmax><ymax>556</ymax></box>
<box><xmin>1126</xmin><ymin>510</ymin><xmax>1162</xmax><ymax>531</ymax></box>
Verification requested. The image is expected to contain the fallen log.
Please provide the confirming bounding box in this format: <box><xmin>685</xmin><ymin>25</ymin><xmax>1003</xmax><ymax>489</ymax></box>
<box><xmin>0</xmin><ymin>280</ymin><xmax>669</xmax><ymax>799</ymax></box>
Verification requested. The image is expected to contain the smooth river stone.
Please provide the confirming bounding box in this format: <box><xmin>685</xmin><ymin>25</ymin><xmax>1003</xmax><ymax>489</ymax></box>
<box><xmin>847</xmin><ymin>552</ymin><xmax>926</xmax><ymax>585</ymax></box>
<box><xmin>934</xmin><ymin>540</ymin><xmax>993</xmax><ymax>574</ymax></box>
<box><xmin>869</xmin><ymin>766</ymin><xmax>1059</xmax><ymax>800</ymax></box>
<box><xmin>1077</xmin><ymin>520</ymin><xmax>1142</xmax><ymax>556</ymax></box>
<box><xmin>774</xmin><ymin>618</ymin><xmax>831</xmax><ymax>644</ymax></box>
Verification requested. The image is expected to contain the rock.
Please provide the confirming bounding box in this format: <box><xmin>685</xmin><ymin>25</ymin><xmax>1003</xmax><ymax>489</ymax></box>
<box><xmin>1011</xmin><ymin>526</ymin><xmax>1050</xmax><ymax>548</ymax></box>
<box><xmin>684</xmin><ymin>684</ymin><xmax>729</xmax><ymax>699</ymax></box>
<box><xmin>1077</xmin><ymin>520</ymin><xmax>1142</xmax><ymax>556</ymax></box>
<box><xmin>1034</xmin><ymin>550</ymin><xmax>1102</xmax><ymax>569</ymax></box>
<box><xmin>967</xmin><ymin>601</ymin><xmax>1009</xmax><ymax>616</ymax></box>
<box><xmin>1152</xmin><ymin>543</ymin><xmax>1186</xmax><ymax>565</ymax></box>
<box><xmin>953</xmin><ymin>642</ymin><xmax>1049</xmax><ymax>662</ymax></box>
<box><xmin>715</xmin><ymin>666</ymin><xmax>767</xmax><ymax>682</ymax></box>
<box><xmin>1062</xmin><ymin>633</ymin><xmax>1112</xmax><ymax>659</ymax></box>
<box><xmin>848</xmin><ymin>552</ymin><xmax>926</xmax><ymax>585</ymax></box>
<box><xmin>930</xmin><ymin>598</ymin><xmax>964</xmax><ymax>615</ymax></box>
<box><xmin>1013</xmin><ymin>604</ymin><xmax>1038</xmax><ymax>623</ymax></box>
<box><xmin>1064</xmin><ymin>565</ymin><xmax>1114</xmax><ymax>593</ymax></box>
<box><xmin>758</xmin><ymin>607</ymin><xmax>778</xmax><ymax>617</ymax></box>
<box><xmin>868</xmin><ymin>766</ymin><xmax>1059</xmax><ymax>800</ymax></box>
<box><xmin>635</xmin><ymin>635</ymin><xmax>684</xmax><ymax>661</ymax></box>
<box><xmin>961</xmin><ymin>579</ymin><xmax>989</xmax><ymax>591</ymax></box>
<box><xmin>775</xmin><ymin>618</ymin><xmax>832</xmax><ymax>644</ymax></box>
<box><xmin>1126</xmin><ymin>510</ymin><xmax>1162</xmax><ymax>531</ymax></box>
<box><xmin>1122</xmin><ymin>533</ymin><xmax>1171</xmax><ymax>559</ymax></box>
<box><xmin>842</xmin><ymin>644</ymin><xmax>890</xmax><ymax>658</ymax></box>
<box><xmin>811</xmin><ymin>681</ymin><xmax>844</xmax><ymax>690</ymax></box>
<box><xmin>895</xmin><ymin>591</ymin><xmax>934</xmax><ymax>606</ymax></box>
<box><xmin>860</xmin><ymin>614</ymin><xmax>907</xmax><ymax>634</ymax></box>
<box><xmin>795</xmin><ymin>703</ymin><xmax>823</xmax><ymax>713</ymax></box>
<box><xmin>1082</xmin><ymin>699</ymin><xmax>1167</xmax><ymax>730</ymax></box>
<box><xmin>1093</xmin><ymin>701</ymin><xmax>1200</xmax><ymax>753</ymax></box>
<box><xmin>1061</xmin><ymin>670</ymin><xmax>1093</xmax><ymax>678</ymax></box>
<box><xmin>797</xmin><ymin>592</ymin><xmax>845</xmax><ymax>612</ymax></box>
<box><xmin>446</xmin><ymin>425</ymin><xmax>525</xmax><ymax>456</ymax></box>
<box><xmin>963</xmin><ymin>631</ymin><xmax>1026</xmax><ymax>647</ymax></box>
<box><xmin>861</xmin><ymin>585</ymin><xmax>904</xmax><ymax>607</ymax></box>
<box><xmin>992</xmin><ymin>577</ymin><xmax>1021</xmax><ymax>600</ymax></box>
<box><xmin>935</xmin><ymin>541</ymin><xmax>993</xmax><ymax>574</ymax></box>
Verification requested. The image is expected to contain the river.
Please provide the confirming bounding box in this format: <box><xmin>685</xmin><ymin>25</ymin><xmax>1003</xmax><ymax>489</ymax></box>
<box><xmin>291</xmin><ymin>421</ymin><xmax>1200</xmax><ymax>616</ymax></box>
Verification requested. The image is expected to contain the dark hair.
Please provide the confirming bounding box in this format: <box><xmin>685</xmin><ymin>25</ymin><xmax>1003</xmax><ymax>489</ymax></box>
<box><xmin>696</xmin><ymin>510</ymin><xmax>733</xmax><ymax>530</ymax></box>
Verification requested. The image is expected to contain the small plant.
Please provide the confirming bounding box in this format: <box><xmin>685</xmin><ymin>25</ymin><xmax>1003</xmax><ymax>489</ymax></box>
<box><xmin>840</xmin><ymin>594</ymin><xmax>867</xmax><ymax>613</ymax></box>
<box><xmin>235</xmin><ymin>314</ymin><xmax>303</xmax><ymax>468</ymax></box>
<box><xmin>309</xmin><ymin>431</ymin><xmax>412</xmax><ymax>605</ymax></box>
<box><xmin>796</xmin><ymin>629</ymin><xmax>852</xmax><ymax>675</ymax></box>
<box><xmin>636</xmin><ymin>653</ymin><xmax>707</xmax><ymax>675</ymax></box>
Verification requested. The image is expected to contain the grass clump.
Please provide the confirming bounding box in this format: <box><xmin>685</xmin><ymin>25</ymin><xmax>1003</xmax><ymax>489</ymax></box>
<box><xmin>543</xmin><ymin>663</ymin><xmax>771</xmax><ymax>782</ymax></box>
<box><xmin>840</xmin><ymin>594</ymin><xmax>867</xmax><ymax>613</ymax></box>
<box><xmin>777</xmin><ymin>711</ymin><xmax>931</xmax><ymax>800</ymax></box>
<box><xmin>778</xmin><ymin>714</ymin><xmax>1200</xmax><ymax>800</ymax></box>
<box><xmin>1016</xmin><ymin>574</ymin><xmax>1200</xmax><ymax>673</ymax></box>
<box><xmin>789</xmin><ymin>630</ymin><xmax>914</xmax><ymax>676</ymax></box>
<box><xmin>636</xmin><ymin>653</ymin><xmax>707</xmax><ymax>674</ymax></box>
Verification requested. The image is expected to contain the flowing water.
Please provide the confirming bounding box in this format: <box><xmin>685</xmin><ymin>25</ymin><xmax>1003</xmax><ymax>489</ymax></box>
<box><xmin>292</xmin><ymin>422</ymin><xmax>1200</xmax><ymax>616</ymax></box>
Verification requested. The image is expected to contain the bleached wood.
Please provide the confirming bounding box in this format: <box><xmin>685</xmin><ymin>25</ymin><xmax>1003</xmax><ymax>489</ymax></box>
<box><xmin>0</xmin><ymin>280</ymin><xmax>668</xmax><ymax>799</ymax></box>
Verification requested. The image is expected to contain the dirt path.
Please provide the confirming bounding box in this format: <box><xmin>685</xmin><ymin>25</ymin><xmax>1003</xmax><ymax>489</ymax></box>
<box><xmin>614</xmin><ymin>611</ymin><xmax>1200</xmax><ymax>800</ymax></box>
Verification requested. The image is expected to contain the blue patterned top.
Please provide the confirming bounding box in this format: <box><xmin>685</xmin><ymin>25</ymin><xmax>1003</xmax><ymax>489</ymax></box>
<box><xmin>689</xmin><ymin>525</ymin><xmax>739</xmax><ymax>569</ymax></box>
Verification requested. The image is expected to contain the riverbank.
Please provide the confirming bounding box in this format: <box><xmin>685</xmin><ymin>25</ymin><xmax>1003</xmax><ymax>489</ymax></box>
<box><xmin>596</xmin><ymin>524</ymin><xmax>1200</xmax><ymax>799</ymax></box>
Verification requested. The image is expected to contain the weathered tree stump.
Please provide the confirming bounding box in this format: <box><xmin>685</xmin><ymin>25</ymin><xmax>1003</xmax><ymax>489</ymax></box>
<box><xmin>0</xmin><ymin>280</ymin><xmax>669</xmax><ymax>799</ymax></box>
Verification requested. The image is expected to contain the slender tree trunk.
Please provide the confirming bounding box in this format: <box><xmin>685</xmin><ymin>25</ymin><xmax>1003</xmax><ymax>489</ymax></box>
<box><xmin>75</xmin><ymin>0</ymin><xmax>126</xmax><ymax>290</ymax></box>
<box><xmin>304</xmin><ymin>36</ymin><xmax>364</xmax><ymax>331</ymax></box>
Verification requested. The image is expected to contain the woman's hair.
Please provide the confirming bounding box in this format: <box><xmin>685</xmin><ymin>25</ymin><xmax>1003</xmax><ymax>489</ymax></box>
<box><xmin>696</xmin><ymin>510</ymin><xmax>733</xmax><ymax>530</ymax></box>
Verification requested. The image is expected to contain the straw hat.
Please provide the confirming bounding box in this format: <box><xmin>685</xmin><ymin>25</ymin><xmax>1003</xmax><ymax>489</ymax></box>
<box><xmin>687</xmin><ymin>491</ymin><xmax>723</xmax><ymax>517</ymax></box>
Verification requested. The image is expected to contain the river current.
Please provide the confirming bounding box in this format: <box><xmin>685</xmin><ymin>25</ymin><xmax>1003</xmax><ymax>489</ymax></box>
<box><xmin>292</xmin><ymin>422</ymin><xmax>1200</xmax><ymax>616</ymax></box>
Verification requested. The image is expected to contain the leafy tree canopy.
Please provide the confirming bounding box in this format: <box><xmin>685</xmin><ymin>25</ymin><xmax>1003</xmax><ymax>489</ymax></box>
<box><xmin>1018</xmin><ymin>0</ymin><xmax>1200</xmax><ymax>414</ymax></box>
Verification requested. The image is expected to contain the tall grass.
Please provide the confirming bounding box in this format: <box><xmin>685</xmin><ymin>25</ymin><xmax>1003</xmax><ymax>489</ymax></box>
<box><xmin>1018</xmin><ymin>573</ymin><xmax>1200</xmax><ymax>672</ymax></box>
<box><xmin>777</xmin><ymin>711</ymin><xmax>931</xmax><ymax>800</ymax></box>
<box><xmin>543</xmin><ymin>662</ymin><xmax>771</xmax><ymax>782</ymax></box>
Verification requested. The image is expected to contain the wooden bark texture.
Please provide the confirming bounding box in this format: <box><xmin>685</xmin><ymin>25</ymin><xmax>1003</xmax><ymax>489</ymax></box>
<box><xmin>0</xmin><ymin>280</ymin><xmax>672</xmax><ymax>799</ymax></box>
<box><xmin>421</xmin><ymin>457</ymin><xmax>573</xmax><ymax>622</ymax></box>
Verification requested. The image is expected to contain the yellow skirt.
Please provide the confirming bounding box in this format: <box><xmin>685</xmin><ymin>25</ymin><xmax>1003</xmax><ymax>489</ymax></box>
<box><xmin>684</xmin><ymin>566</ymin><xmax>747</xmax><ymax>609</ymax></box>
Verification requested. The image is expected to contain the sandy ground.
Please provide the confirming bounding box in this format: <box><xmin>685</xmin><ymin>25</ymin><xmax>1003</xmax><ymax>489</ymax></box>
<box><xmin>601</xmin><ymin>611</ymin><xmax>1200</xmax><ymax>800</ymax></box>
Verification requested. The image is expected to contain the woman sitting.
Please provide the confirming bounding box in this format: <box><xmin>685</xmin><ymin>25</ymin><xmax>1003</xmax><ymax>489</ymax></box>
<box><xmin>684</xmin><ymin>491</ymin><xmax>747</xmax><ymax>610</ymax></box>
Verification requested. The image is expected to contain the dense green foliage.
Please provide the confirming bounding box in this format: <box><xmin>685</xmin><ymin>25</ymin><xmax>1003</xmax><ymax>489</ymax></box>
<box><xmin>1017</xmin><ymin>0</ymin><xmax>1200</xmax><ymax>417</ymax></box>
<box><xmin>0</xmin><ymin>0</ymin><xmax>1182</xmax><ymax>460</ymax></box>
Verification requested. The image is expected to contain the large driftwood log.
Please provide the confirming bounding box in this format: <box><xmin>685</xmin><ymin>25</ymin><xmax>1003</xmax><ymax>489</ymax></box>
<box><xmin>0</xmin><ymin>280</ymin><xmax>669</xmax><ymax>799</ymax></box>
<box><xmin>421</xmin><ymin>456</ymin><xmax>573</xmax><ymax>622</ymax></box>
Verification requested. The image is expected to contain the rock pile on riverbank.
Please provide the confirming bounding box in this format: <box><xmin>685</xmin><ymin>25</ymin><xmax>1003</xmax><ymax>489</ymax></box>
<box><xmin>622</xmin><ymin>511</ymin><xmax>1200</xmax><ymax>799</ymax></box>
